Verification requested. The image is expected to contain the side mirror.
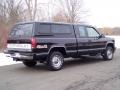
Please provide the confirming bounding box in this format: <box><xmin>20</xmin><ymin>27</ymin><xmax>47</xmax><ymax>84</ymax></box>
<box><xmin>99</xmin><ymin>34</ymin><xmax>105</xmax><ymax>38</ymax></box>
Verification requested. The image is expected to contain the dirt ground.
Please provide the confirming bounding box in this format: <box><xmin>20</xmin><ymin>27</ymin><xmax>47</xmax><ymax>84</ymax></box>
<box><xmin>0</xmin><ymin>50</ymin><xmax>120</xmax><ymax>90</ymax></box>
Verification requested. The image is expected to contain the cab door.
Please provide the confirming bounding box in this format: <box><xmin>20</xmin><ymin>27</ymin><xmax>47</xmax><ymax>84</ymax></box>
<box><xmin>74</xmin><ymin>25</ymin><xmax>90</xmax><ymax>55</ymax></box>
<box><xmin>85</xmin><ymin>27</ymin><xmax>106</xmax><ymax>51</ymax></box>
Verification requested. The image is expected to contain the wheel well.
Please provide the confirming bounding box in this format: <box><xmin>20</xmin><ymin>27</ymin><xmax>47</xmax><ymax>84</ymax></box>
<box><xmin>107</xmin><ymin>43</ymin><xmax>115</xmax><ymax>52</ymax></box>
<box><xmin>49</xmin><ymin>47</ymin><xmax>66</xmax><ymax>56</ymax></box>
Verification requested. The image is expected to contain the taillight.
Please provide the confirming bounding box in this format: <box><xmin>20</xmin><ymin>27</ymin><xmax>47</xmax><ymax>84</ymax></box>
<box><xmin>31</xmin><ymin>38</ymin><xmax>37</xmax><ymax>48</ymax></box>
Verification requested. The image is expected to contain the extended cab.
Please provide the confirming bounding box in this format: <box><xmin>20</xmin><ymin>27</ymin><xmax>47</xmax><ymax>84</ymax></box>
<box><xmin>5</xmin><ymin>22</ymin><xmax>116</xmax><ymax>70</ymax></box>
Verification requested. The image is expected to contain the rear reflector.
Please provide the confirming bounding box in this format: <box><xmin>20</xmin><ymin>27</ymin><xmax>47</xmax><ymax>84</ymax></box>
<box><xmin>31</xmin><ymin>38</ymin><xmax>36</xmax><ymax>48</ymax></box>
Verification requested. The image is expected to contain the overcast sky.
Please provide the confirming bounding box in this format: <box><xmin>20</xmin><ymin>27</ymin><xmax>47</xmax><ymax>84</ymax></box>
<box><xmin>84</xmin><ymin>0</ymin><xmax>120</xmax><ymax>27</ymax></box>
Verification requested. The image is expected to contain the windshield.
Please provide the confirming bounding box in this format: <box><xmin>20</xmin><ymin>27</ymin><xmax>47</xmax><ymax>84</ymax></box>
<box><xmin>10</xmin><ymin>23</ymin><xmax>33</xmax><ymax>37</ymax></box>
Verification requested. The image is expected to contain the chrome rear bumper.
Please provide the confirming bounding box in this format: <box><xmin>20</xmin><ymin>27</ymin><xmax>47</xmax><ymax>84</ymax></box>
<box><xmin>10</xmin><ymin>54</ymin><xmax>33</xmax><ymax>60</ymax></box>
<box><xmin>5</xmin><ymin>53</ymin><xmax>33</xmax><ymax>60</ymax></box>
<box><xmin>4</xmin><ymin>50</ymin><xmax>33</xmax><ymax>60</ymax></box>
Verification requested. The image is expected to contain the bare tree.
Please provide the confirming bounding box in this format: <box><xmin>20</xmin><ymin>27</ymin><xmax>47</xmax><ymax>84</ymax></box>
<box><xmin>6</xmin><ymin>0</ymin><xmax>23</xmax><ymax>25</ymax></box>
<box><xmin>0</xmin><ymin>0</ymin><xmax>23</xmax><ymax>26</ymax></box>
<box><xmin>24</xmin><ymin>0</ymin><xmax>38</xmax><ymax>21</ymax></box>
<box><xmin>0</xmin><ymin>1</ymin><xmax>7</xmax><ymax>26</ymax></box>
<box><xmin>0</xmin><ymin>0</ymin><xmax>23</xmax><ymax>50</ymax></box>
<box><xmin>57</xmin><ymin>0</ymin><xmax>87</xmax><ymax>23</ymax></box>
<box><xmin>52</xmin><ymin>10</ymin><xmax>68</xmax><ymax>22</ymax></box>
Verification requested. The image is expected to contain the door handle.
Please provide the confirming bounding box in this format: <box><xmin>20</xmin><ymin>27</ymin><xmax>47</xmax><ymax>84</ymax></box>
<box><xmin>88</xmin><ymin>40</ymin><xmax>92</xmax><ymax>42</ymax></box>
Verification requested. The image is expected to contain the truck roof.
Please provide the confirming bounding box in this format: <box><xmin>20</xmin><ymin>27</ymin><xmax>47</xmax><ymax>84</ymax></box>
<box><xmin>15</xmin><ymin>21</ymin><xmax>94</xmax><ymax>27</ymax></box>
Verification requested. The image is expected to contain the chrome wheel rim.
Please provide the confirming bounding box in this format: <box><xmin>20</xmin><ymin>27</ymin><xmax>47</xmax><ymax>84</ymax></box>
<box><xmin>107</xmin><ymin>48</ymin><xmax>113</xmax><ymax>59</ymax></box>
<box><xmin>52</xmin><ymin>55</ymin><xmax>62</xmax><ymax>68</ymax></box>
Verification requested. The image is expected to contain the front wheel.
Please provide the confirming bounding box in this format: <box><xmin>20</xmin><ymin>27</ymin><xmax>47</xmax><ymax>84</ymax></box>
<box><xmin>23</xmin><ymin>61</ymin><xmax>37</xmax><ymax>67</ymax></box>
<box><xmin>47</xmin><ymin>52</ymin><xmax>64</xmax><ymax>71</ymax></box>
<box><xmin>102</xmin><ymin>46</ymin><xmax>114</xmax><ymax>60</ymax></box>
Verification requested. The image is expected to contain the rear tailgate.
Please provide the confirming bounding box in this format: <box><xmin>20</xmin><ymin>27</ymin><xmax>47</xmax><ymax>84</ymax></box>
<box><xmin>7</xmin><ymin>37</ymin><xmax>32</xmax><ymax>52</ymax></box>
<box><xmin>7</xmin><ymin>23</ymin><xmax>34</xmax><ymax>52</ymax></box>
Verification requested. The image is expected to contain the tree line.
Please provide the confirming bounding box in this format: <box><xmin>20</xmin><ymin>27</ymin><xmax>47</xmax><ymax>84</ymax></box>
<box><xmin>99</xmin><ymin>27</ymin><xmax>120</xmax><ymax>35</ymax></box>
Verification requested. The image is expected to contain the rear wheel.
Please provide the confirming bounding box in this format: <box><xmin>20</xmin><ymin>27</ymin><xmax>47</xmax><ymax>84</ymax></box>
<box><xmin>102</xmin><ymin>46</ymin><xmax>114</xmax><ymax>60</ymax></box>
<box><xmin>23</xmin><ymin>61</ymin><xmax>37</xmax><ymax>67</ymax></box>
<box><xmin>47</xmin><ymin>52</ymin><xmax>64</xmax><ymax>71</ymax></box>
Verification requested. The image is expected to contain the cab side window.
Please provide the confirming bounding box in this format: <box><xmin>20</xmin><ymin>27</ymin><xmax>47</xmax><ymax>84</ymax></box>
<box><xmin>78</xmin><ymin>26</ymin><xmax>87</xmax><ymax>37</ymax></box>
<box><xmin>86</xmin><ymin>27</ymin><xmax>100</xmax><ymax>37</ymax></box>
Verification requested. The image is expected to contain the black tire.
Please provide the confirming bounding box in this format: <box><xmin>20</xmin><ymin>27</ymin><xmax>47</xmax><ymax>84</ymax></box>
<box><xmin>47</xmin><ymin>52</ymin><xmax>64</xmax><ymax>71</ymax></box>
<box><xmin>102</xmin><ymin>46</ymin><xmax>114</xmax><ymax>60</ymax></box>
<box><xmin>23</xmin><ymin>61</ymin><xmax>37</xmax><ymax>67</ymax></box>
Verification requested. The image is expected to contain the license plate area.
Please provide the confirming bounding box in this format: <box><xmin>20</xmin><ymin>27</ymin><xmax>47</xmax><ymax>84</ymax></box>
<box><xmin>7</xmin><ymin>44</ymin><xmax>31</xmax><ymax>49</ymax></box>
<box><xmin>7</xmin><ymin>44</ymin><xmax>32</xmax><ymax>52</ymax></box>
<box><xmin>14</xmin><ymin>53</ymin><xmax>21</xmax><ymax>57</ymax></box>
<box><xmin>11</xmin><ymin>53</ymin><xmax>21</xmax><ymax>58</ymax></box>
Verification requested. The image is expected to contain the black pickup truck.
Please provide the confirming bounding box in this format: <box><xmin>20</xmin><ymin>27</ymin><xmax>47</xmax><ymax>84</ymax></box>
<box><xmin>5</xmin><ymin>22</ymin><xmax>116</xmax><ymax>71</ymax></box>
